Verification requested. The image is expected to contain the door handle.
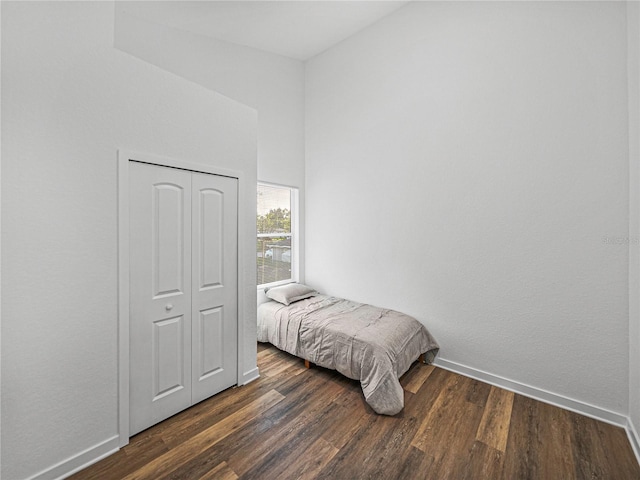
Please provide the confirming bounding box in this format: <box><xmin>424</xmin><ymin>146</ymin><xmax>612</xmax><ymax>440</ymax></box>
<box><xmin>165</xmin><ymin>304</ymin><xmax>174</xmax><ymax>311</ymax></box>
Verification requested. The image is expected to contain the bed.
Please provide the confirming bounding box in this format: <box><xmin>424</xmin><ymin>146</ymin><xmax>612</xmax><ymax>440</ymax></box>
<box><xmin>257</xmin><ymin>283</ymin><xmax>439</xmax><ymax>415</ymax></box>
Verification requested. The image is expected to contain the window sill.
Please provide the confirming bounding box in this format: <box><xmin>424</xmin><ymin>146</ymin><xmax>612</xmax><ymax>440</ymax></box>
<box><xmin>257</xmin><ymin>279</ymin><xmax>295</xmax><ymax>290</ymax></box>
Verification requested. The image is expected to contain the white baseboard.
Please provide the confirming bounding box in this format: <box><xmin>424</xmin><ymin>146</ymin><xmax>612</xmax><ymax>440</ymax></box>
<box><xmin>241</xmin><ymin>367</ymin><xmax>260</xmax><ymax>385</ymax></box>
<box><xmin>627</xmin><ymin>418</ymin><xmax>640</xmax><ymax>468</ymax></box>
<box><xmin>433</xmin><ymin>357</ymin><xmax>628</xmax><ymax>427</ymax></box>
<box><xmin>26</xmin><ymin>435</ymin><xmax>119</xmax><ymax>480</ymax></box>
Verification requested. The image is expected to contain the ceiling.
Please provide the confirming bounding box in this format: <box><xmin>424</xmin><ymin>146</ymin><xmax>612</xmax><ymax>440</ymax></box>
<box><xmin>119</xmin><ymin>1</ymin><xmax>410</xmax><ymax>61</ymax></box>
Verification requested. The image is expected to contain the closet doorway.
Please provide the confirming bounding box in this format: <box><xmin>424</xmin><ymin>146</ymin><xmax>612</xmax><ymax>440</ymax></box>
<box><xmin>119</xmin><ymin>154</ymin><xmax>240</xmax><ymax>439</ymax></box>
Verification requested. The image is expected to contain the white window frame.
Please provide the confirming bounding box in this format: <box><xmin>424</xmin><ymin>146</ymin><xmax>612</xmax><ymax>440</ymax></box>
<box><xmin>257</xmin><ymin>182</ymin><xmax>299</xmax><ymax>289</ymax></box>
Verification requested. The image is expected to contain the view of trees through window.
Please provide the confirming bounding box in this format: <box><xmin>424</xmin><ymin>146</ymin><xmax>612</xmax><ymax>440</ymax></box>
<box><xmin>257</xmin><ymin>184</ymin><xmax>293</xmax><ymax>286</ymax></box>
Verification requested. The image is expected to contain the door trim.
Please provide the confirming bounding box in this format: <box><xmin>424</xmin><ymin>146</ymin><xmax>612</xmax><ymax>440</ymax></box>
<box><xmin>117</xmin><ymin>150</ymin><xmax>245</xmax><ymax>447</ymax></box>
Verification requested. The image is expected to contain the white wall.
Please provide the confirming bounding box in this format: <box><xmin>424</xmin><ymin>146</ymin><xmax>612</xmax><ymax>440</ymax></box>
<box><xmin>1</xmin><ymin>2</ymin><xmax>257</xmax><ymax>479</ymax></box>
<box><xmin>114</xmin><ymin>10</ymin><xmax>307</xmax><ymax>281</ymax></box>
<box><xmin>628</xmin><ymin>0</ymin><xmax>640</xmax><ymax>452</ymax></box>
<box><xmin>306</xmin><ymin>1</ymin><xmax>630</xmax><ymax>416</ymax></box>
<box><xmin>0</xmin><ymin>2</ymin><xmax>3</xmax><ymax>474</ymax></box>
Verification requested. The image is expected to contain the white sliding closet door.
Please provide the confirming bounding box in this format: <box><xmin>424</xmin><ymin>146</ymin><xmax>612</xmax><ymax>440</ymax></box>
<box><xmin>129</xmin><ymin>161</ymin><xmax>238</xmax><ymax>436</ymax></box>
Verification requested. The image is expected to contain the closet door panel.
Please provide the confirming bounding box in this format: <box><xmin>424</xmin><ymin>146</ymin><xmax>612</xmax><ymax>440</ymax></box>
<box><xmin>198</xmin><ymin>307</ymin><xmax>224</xmax><ymax>376</ymax></box>
<box><xmin>129</xmin><ymin>161</ymin><xmax>193</xmax><ymax>436</ymax></box>
<box><xmin>191</xmin><ymin>173</ymin><xmax>238</xmax><ymax>404</ymax></box>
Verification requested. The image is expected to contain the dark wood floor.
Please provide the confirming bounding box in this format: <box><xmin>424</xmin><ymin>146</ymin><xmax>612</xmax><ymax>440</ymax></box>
<box><xmin>72</xmin><ymin>343</ymin><xmax>640</xmax><ymax>480</ymax></box>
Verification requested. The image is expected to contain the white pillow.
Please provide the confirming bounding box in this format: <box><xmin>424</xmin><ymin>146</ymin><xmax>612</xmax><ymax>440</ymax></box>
<box><xmin>265</xmin><ymin>283</ymin><xmax>318</xmax><ymax>306</ymax></box>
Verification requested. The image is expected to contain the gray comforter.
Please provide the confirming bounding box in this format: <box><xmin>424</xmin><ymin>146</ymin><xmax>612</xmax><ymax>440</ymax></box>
<box><xmin>257</xmin><ymin>295</ymin><xmax>439</xmax><ymax>415</ymax></box>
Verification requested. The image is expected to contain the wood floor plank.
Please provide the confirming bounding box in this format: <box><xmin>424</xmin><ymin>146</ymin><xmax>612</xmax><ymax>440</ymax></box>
<box><xmin>261</xmin><ymin>356</ymin><xmax>303</xmax><ymax>377</ymax></box>
<box><xmin>70</xmin><ymin>435</ymin><xmax>170</xmax><ymax>480</ymax></box>
<box><xmin>129</xmin><ymin>366</ymin><xmax>293</xmax><ymax>454</ymax></box>
<box><xmin>475</xmin><ymin>386</ymin><xmax>514</xmax><ymax>452</ymax></box>
<box><xmin>569</xmin><ymin>411</ymin><xmax>638</xmax><ymax>479</ymax></box>
<box><xmin>161</xmin><ymin>453</ymin><xmax>238</xmax><ymax>480</ymax></box>
<box><xmin>501</xmin><ymin>393</ymin><xmax>541</xmax><ymax>480</ymax></box>
<box><xmin>459</xmin><ymin>441</ymin><xmax>504</xmax><ymax>480</ymax></box>
<box><xmin>74</xmin><ymin>343</ymin><xmax>640</xmax><ymax>480</ymax></box>
<box><xmin>500</xmin><ymin>393</ymin><xmax>578</xmax><ymax>480</ymax></box>
<box><xmin>198</xmin><ymin>461</ymin><xmax>238</xmax><ymax>480</ymax></box>
<box><xmin>237</xmin><ymin>386</ymin><xmax>349</xmax><ymax>479</ymax></box>
<box><xmin>330</xmin><ymin>370</ymin><xmax>453</xmax><ymax>479</ymax></box>
<box><xmin>316</xmin><ymin>413</ymin><xmax>397</xmax><ymax>479</ymax></box>
<box><xmin>122</xmin><ymin>389</ymin><xmax>284</xmax><ymax>480</ymax></box>
<box><xmin>322</xmin><ymin>372</ymin><xmax>481</xmax><ymax>479</ymax></box>
<box><xmin>164</xmin><ymin>371</ymin><xmax>342</xmax><ymax>480</ymax></box>
<box><xmin>411</xmin><ymin>372</ymin><xmax>482</xmax><ymax>453</ymax></box>
<box><xmin>364</xmin><ymin>368</ymin><xmax>458</xmax><ymax>479</ymax></box>
<box><xmin>572</xmin><ymin>419</ymin><xmax>605</xmax><ymax>479</ymax></box>
<box><xmin>345</xmin><ymin>415</ymin><xmax>420</xmax><ymax>478</ymax></box>
<box><xmin>597</xmin><ymin>419</ymin><xmax>640</xmax><ymax>478</ymax></box>
<box><xmin>326</xmin><ymin>374</ymin><xmax>370</xmax><ymax>411</ymax></box>
<box><xmin>278</xmin><ymin>437</ymin><xmax>339</xmax><ymax>480</ymax></box>
<box><xmin>402</xmin><ymin>364</ymin><xmax>435</xmax><ymax>394</ymax></box>
<box><xmin>320</xmin><ymin>400</ymin><xmax>372</xmax><ymax>450</ymax></box>
<box><xmin>410</xmin><ymin>373</ymin><xmax>460</xmax><ymax>453</ymax></box>
<box><xmin>226</xmin><ymin>374</ymin><xmax>347</xmax><ymax>477</ymax></box>
<box><xmin>257</xmin><ymin>343</ymin><xmax>278</xmax><ymax>357</ymax></box>
<box><xmin>392</xmin><ymin>445</ymin><xmax>435</xmax><ymax>480</ymax></box>
<box><xmin>465</xmin><ymin>378</ymin><xmax>492</xmax><ymax>407</ymax></box>
<box><xmin>537</xmin><ymin>402</ymin><xmax>575</xmax><ymax>480</ymax></box>
<box><xmin>408</xmin><ymin>373</ymin><xmax>488</xmax><ymax>479</ymax></box>
<box><xmin>429</xmin><ymin>395</ymin><xmax>486</xmax><ymax>477</ymax></box>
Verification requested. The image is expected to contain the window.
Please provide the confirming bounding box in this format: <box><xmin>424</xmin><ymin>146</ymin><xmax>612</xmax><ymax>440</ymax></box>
<box><xmin>257</xmin><ymin>183</ymin><xmax>297</xmax><ymax>287</ymax></box>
